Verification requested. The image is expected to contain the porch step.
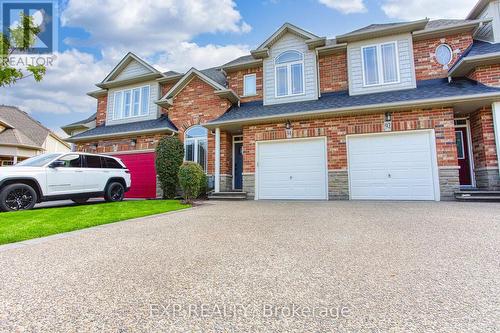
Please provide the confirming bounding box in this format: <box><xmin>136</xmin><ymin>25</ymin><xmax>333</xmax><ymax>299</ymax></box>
<box><xmin>455</xmin><ymin>190</ymin><xmax>500</xmax><ymax>201</ymax></box>
<box><xmin>208</xmin><ymin>191</ymin><xmax>247</xmax><ymax>201</ymax></box>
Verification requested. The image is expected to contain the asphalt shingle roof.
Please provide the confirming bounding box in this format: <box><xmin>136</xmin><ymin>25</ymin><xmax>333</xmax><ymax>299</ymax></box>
<box><xmin>222</xmin><ymin>55</ymin><xmax>257</xmax><ymax>68</ymax></box>
<box><xmin>69</xmin><ymin>115</ymin><xmax>178</xmax><ymax>140</ymax></box>
<box><xmin>0</xmin><ymin>106</ymin><xmax>50</xmax><ymax>147</ymax></box>
<box><xmin>200</xmin><ymin>67</ymin><xmax>227</xmax><ymax>87</ymax></box>
<box><xmin>462</xmin><ymin>40</ymin><xmax>500</xmax><ymax>57</ymax></box>
<box><xmin>344</xmin><ymin>19</ymin><xmax>471</xmax><ymax>36</ymax></box>
<box><xmin>63</xmin><ymin>113</ymin><xmax>97</xmax><ymax>128</ymax></box>
<box><xmin>210</xmin><ymin>78</ymin><xmax>500</xmax><ymax>124</ymax></box>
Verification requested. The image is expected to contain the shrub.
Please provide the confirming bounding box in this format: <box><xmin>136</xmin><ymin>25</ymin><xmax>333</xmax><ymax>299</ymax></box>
<box><xmin>155</xmin><ymin>136</ymin><xmax>184</xmax><ymax>199</ymax></box>
<box><xmin>198</xmin><ymin>172</ymin><xmax>208</xmax><ymax>198</ymax></box>
<box><xmin>178</xmin><ymin>162</ymin><xmax>204</xmax><ymax>203</ymax></box>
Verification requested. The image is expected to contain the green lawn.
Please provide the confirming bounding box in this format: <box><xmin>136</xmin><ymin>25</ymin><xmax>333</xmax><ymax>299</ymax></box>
<box><xmin>0</xmin><ymin>200</ymin><xmax>190</xmax><ymax>245</ymax></box>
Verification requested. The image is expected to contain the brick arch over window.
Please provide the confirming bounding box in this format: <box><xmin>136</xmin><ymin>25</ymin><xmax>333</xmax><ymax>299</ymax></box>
<box><xmin>164</xmin><ymin>76</ymin><xmax>232</xmax><ymax>138</ymax></box>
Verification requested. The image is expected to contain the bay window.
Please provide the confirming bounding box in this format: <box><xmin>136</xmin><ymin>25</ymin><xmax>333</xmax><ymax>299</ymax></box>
<box><xmin>275</xmin><ymin>50</ymin><xmax>304</xmax><ymax>97</ymax></box>
<box><xmin>113</xmin><ymin>85</ymin><xmax>150</xmax><ymax>120</ymax></box>
<box><xmin>362</xmin><ymin>42</ymin><xmax>399</xmax><ymax>86</ymax></box>
<box><xmin>184</xmin><ymin>126</ymin><xmax>208</xmax><ymax>172</ymax></box>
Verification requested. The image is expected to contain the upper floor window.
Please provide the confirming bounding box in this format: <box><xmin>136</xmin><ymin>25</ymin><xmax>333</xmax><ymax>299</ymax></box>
<box><xmin>243</xmin><ymin>74</ymin><xmax>257</xmax><ymax>96</ymax></box>
<box><xmin>275</xmin><ymin>50</ymin><xmax>304</xmax><ymax>97</ymax></box>
<box><xmin>184</xmin><ymin>126</ymin><xmax>208</xmax><ymax>172</ymax></box>
<box><xmin>435</xmin><ymin>44</ymin><xmax>453</xmax><ymax>66</ymax></box>
<box><xmin>113</xmin><ymin>85</ymin><xmax>150</xmax><ymax>120</ymax></box>
<box><xmin>362</xmin><ymin>42</ymin><xmax>399</xmax><ymax>87</ymax></box>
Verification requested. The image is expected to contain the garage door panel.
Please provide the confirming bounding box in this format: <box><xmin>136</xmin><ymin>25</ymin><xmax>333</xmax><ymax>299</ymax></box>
<box><xmin>115</xmin><ymin>152</ymin><xmax>157</xmax><ymax>199</ymax></box>
<box><xmin>257</xmin><ymin>139</ymin><xmax>327</xmax><ymax>200</ymax></box>
<box><xmin>348</xmin><ymin>132</ymin><xmax>437</xmax><ymax>201</ymax></box>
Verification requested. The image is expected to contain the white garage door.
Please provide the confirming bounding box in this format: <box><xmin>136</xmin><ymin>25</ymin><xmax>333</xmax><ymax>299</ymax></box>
<box><xmin>257</xmin><ymin>138</ymin><xmax>328</xmax><ymax>200</ymax></box>
<box><xmin>348</xmin><ymin>131</ymin><xmax>439</xmax><ymax>201</ymax></box>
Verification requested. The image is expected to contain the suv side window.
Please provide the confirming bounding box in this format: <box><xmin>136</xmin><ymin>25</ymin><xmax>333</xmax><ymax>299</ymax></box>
<box><xmin>57</xmin><ymin>154</ymin><xmax>83</xmax><ymax>168</ymax></box>
<box><xmin>85</xmin><ymin>155</ymin><xmax>102</xmax><ymax>168</ymax></box>
<box><xmin>103</xmin><ymin>157</ymin><xmax>123</xmax><ymax>169</ymax></box>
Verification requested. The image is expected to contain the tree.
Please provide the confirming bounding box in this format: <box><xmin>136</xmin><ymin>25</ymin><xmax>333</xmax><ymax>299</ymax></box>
<box><xmin>155</xmin><ymin>136</ymin><xmax>184</xmax><ymax>199</ymax></box>
<box><xmin>178</xmin><ymin>162</ymin><xmax>205</xmax><ymax>204</ymax></box>
<box><xmin>0</xmin><ymin>13</ymin><xmax>46</xmax><ymax>87</ymax></box>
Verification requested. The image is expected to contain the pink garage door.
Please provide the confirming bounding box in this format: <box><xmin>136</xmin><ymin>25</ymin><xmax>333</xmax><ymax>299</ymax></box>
<box><xmin>115</xmin><ymin>152</ymin><xmax>157</xmax><ymax>199</ymax></box>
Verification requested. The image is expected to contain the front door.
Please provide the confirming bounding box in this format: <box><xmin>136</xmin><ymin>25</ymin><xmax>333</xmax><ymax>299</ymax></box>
<box><xmin>455</xmin><ymin>127</ymin><xmax>472</xmax><ymax>186</ymax></box>
<box><xmin>234</xmin><ymin>142</ymin><xmax>243</xmax><ymax>190</ymax></box>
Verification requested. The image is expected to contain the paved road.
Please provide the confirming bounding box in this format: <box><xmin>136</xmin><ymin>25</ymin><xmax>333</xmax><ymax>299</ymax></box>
<box><xmin>0</xmin><ymin>201</ymin><xmax>499</xmax><ymax>332</ymax></box>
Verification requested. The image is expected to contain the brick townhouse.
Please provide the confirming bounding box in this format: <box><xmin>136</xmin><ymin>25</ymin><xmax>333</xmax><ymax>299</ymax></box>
<box><xmin>64</xmin><ymin>0</ymin><xmax>500</xmax><ymax>201</ymax></box>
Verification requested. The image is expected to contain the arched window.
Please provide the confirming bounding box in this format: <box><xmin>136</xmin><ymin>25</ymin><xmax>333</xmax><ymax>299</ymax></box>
<box><xmin>184</xmin><ymin>126</ymin><xmax>208</xmax><ymax>172</ymax></box>
<box><xmin>275</xmin><ymin>51</ymin><xmax>304</xmax><ymax>97</ymax></box>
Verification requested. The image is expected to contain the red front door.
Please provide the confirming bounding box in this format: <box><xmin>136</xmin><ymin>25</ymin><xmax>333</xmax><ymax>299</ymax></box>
<box><xmin>115</xmin><ymin>152</ymin><xmax>157</xmax><ymax>199</ymax></box>
<box><xmin>455</xmin><ymin>127</ymin><xmax>472</xmax><ymax>186</ymax></box>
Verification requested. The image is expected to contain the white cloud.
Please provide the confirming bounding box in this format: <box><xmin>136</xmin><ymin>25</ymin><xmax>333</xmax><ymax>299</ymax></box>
<box><xmin>0</xmin><ymin>50</ymin><xmax>110</xmax><ymax>118</ymax></box>
<box><xmin>318</xmin><ymin>0</ymin><xmax>366</xmax><ymax>14</ymax></box>
<box><xmin>381</xmin><ymin>0</ymin><xmax>476</xmax><ymax>20</ymax></box>
<box><xmin>1</xmin><ymin>0</ymin><xmax>252</xmax><ymax>133</ymax></box>
<box><xmin>61</xmin><ymin>0</ymin><xmax>251</xmax><ymax>56</ymax></box>
<box><xmin>154</xmin><ymin>42</ymin><xmax>250</xmax><ymax>72</ymax></box>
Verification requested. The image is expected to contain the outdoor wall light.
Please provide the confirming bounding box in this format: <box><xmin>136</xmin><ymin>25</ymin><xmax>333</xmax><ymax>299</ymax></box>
<box><xmin>131</xmin><ymin>139</ymin><xmax>137</xmax><ymax>147</ymax></box>
<box><xmin>285</xmin><ymin>120</ymin><xmax>293</xmax><ymax>139</ymax></box>
<box><xmin>385</xmin><ymin>112</ymin><xmax>393</xmax><ymax>122</ymax></box>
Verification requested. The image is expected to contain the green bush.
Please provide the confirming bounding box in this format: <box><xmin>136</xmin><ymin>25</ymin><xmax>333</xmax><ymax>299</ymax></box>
<box><xmin>155</xmin><ymin>136</ymin><xmax>184</xmax><ymax>199</ymax></box>
<box><xmin>178</xmin><ymin>162</ymin><xmax>205</xmax><ymax>203</ymax></box>
<box><xmin>199</xmin><ymin>172</ymin><xmax>208</xmax><ymax>198</ymax></box>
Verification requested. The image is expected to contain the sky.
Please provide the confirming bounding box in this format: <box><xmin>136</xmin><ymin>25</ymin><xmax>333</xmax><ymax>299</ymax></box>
<box><xmin>0</xmin><ymin>0</ymin><xmax>480</xmax><ymax>137</ymax></box>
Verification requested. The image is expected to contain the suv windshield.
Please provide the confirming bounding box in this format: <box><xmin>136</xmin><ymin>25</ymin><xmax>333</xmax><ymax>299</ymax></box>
<box><xmin>16</xmin><ymin>153</ymin><xmax>61</xmax><ymax>167</ymax></box>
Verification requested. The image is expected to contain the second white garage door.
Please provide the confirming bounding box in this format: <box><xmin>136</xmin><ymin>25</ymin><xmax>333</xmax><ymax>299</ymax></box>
<box><xmin>256</xmin><ymin>138</ymin><xmax>328</xmax><ymax>200</ymax></box>
<box><xmin>347</xmin><ymin>130</ymin><xmax>439</xmax><ymax>201</ymax></box>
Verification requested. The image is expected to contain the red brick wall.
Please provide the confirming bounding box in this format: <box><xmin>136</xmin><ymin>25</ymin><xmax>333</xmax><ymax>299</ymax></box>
<box><xmin>242</xmin><ymin>108</ymin><xmax>457</xmax><ymax>173</ymax></box>
<box><xmin>96</xmin><ymin>95</ymin><xmax>108</xmax><ymax>126</ymax></box>
<box><xmin>163</xmin><ymin>76</ymin><xmax>233</xmax><ymax>174</ymax></box>
<box><xmin>165</xmin><ymin>77</ymin><xmax>231</xmax><ymax>134</ymax></box>
<box><xmin>226</xmin><ymin>66</ymin><xmax>263</xmax><ymax>103</ymax></box>
<box><xmin>467</xmin><ymin>64</ymin><xmax>500</xmax><ymax>87</ymax></box>
<box><xmin>470</xmin><ymin>106</ymin><xmax>499</xmax><ymax>169</ymax></box>
<box><xmin>413</xmin><ymin>33</ymin><xmax>473</xmax><ymax>81</ymax></box>
<box><xmin>319</xmin><ymin>51</ymin><xmax>348</xmax><ymax>93</ymax></box>
<box><xmin>76</xmin><ymin>134</ymin><xmax>165</xmax><ymax>153</ymax></box>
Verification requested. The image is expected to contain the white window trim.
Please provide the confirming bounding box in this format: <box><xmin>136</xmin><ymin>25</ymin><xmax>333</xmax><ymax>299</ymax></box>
<box><xmin>184</xmin><ymin>126</ymin><xmax>208</xmax><ymax>172</ymax></box>
<box><xmin>435</xmin><ymin>44</ymin><xmax>453</xmax><ymax>66</ymax></box>
<box><xmin>243</xmin><ymin>73</ymin><xmax>257</xmax><ymax>97</ymax></box>
<box><xmin>113</xmin><ymin>85</ymin><xmax>150</xmax><ymax>120</ymax></box>
<box><xmin>274</xmin><ymin>51</ymin><xmax>306</xmax><ymax>98</ymax></box>
<box><xmin>361</xmin><ymin>41</ymin><xmax>400</xmax><ymax>88</ymax></box>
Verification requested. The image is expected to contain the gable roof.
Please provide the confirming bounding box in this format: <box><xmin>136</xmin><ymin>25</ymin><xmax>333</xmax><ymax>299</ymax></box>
<box><xmin>467</xmin><ymin>0</ymin><xmax>490</xmax><ymax>19</ymax></box>
<box><xmin>250</xmin><ymin>22</ymin><xmax>325</xmax><ymax>58</ymax></box>
<box><xmin>157</xmin><ymin>67</ymin><xmax>238</xmax><ymax>106</ymax></box>
<box><xmin>0</xmin><ymin>106</ymin><xmax>57</xmax><ymax>148</ymax></box>
<box><xmin>208</xmin><ymin>78</ymin><xmax>500</xmax><ymax>126</ymax></box>
<box><xmin>255</xmin><ymin>22</ymin><xmax>319</xmax><ymax>50</ymax></box>
<box><xmin>98</xmin><ymin>52</ymin><xmax>164</xmax><ymax>88</ymax></box>
<box><xmin>102</xmin><ymin>52</ymin><xmax>161</xmax><ymax>82</ymax></box>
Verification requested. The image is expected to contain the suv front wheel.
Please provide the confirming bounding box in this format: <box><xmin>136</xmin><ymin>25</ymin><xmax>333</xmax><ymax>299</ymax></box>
<box><xmin>104</xmin><ymin>182</ymin><xmax>125</xmax><ymax>203</ymax></box>
<box><xmin>0</xmin><ymin>183</ymin><xmax>38</xmax><ymax>212</ymax></box>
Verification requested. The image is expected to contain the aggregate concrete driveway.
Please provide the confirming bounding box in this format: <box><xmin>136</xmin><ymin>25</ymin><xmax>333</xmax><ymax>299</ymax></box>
<box><xmin>0</xmin><ymin>201</ymin><xmax>499</xmax><ymax>332</ymax></box>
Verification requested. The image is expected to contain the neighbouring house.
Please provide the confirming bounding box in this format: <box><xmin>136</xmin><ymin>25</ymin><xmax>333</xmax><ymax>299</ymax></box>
<box><xmin>64</xmin><ymin>0</ymin><xmax>500</xmax><ymax>201</ymax></box>
<box><xmin>0</xmin><ymin>106</ymin><xmax>71</xmax><ymax>166</ymax></box>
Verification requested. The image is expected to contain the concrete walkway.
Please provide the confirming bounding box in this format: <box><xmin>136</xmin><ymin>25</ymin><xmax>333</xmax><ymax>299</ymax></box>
<box><xmin>0</xmin><ymin>201</ymin><xmax>499</xmax><ymax>332</ymax></box>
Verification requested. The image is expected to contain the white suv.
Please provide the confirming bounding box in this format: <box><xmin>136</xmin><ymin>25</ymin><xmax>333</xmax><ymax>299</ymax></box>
<box><xmin>0</xmin><ymin>153</ymin><xmax>132</xmax><ymax>212</ymax></box>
